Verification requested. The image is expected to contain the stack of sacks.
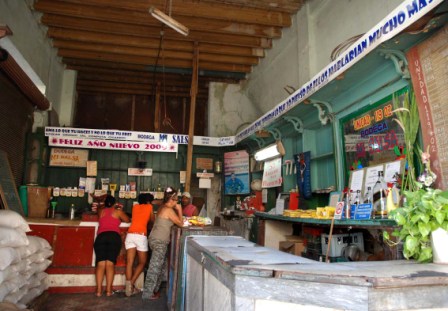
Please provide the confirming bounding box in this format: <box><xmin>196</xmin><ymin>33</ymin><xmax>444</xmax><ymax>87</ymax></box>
<box><xmin>0</xmin><ymin>210</ymin><xmax>53</xmax><ymax>309</ymax></box>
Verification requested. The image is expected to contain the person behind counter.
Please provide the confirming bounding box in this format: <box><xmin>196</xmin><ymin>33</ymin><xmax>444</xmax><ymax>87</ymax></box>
<box><xmin>181</xmin><ymin>191</ymin><xmax>199</xmax><ymax>217</ymax></box>
<box><xmin>93</xmin><ymin>195</ymin><xmax>130</xmax><ymax>297</ymax></box>
<box><xmin>142</xmin><ymin>187</ymin><xmax>183</xmax><ymax>300</ymax></box>
<box><xmin>124</xmin><ymin>193</ymin><xmax>155</xmax><ymax>297</ymax></box>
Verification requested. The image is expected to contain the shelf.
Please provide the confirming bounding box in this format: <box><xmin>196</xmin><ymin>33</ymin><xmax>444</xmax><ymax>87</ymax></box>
<box><xmin>310</xmin><ymin>152</ymin><xmax>334</xmax><ymax>161</ymax></box>
<box><xmin>255</xmin><ymin>212</ymin><xmax>397</xmax><ymax>228</ymax></box>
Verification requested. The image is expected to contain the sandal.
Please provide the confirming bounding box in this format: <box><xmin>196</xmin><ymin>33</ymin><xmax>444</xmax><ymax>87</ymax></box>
<box><xmin>95</xmin><ymin>292</ymin><xmax>102</xmax><ymax>297</ymax></box>
<box><xmin>125</xmin><ymin>281</ymin><xmax>132</xmax><ymax>297</ymax></box>
<box><xmin>149</xmin><ymin>291</ymin><xmax>160</xmax><ymax>300</ymax></box>
<box><xmin>132</xmin><ymin>287</ymin><xmax>142</xmax><ymax>296</ymax></box>
<box><xmin>106</xmin><ymin>291</ymin><xmax>115</xmax><ymax>297</ymax></box>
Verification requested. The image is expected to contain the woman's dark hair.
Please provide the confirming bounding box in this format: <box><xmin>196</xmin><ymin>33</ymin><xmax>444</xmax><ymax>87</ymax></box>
<box><xmin>104</xmin><ymin>195</ymin><xmax>116</xmax><ymax>208</ymax></box>
<box><xmin>163</xmin><ymin>186</ymin><xmax>178</xmax><ymax>203</ymax></box>
<box><xmin>138</xmin><ymin>193</ymin><xmax>154</xmax><ymax>204</ymax></box>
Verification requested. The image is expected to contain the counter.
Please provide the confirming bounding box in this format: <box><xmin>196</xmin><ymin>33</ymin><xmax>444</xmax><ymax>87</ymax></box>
<box><xmin>26</xmin><ymin>218</ymin><xmax>130</xmax><ymax>294</ymax></box>
<box><xmin>185</xmin><ymin>236</ymin><xmax>448</xmax><ymax>310</ymax></box>
<box><xmin>255</xmin><ymin>212</ymin><xmax>400</xmax><ymax>260</ymax></box>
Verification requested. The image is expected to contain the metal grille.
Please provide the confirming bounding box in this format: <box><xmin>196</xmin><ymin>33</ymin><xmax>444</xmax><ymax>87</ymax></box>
<box><xmin>0</xmin><ymin>72</ymin><xmax>34</xmax><ymax>186</ymax></box>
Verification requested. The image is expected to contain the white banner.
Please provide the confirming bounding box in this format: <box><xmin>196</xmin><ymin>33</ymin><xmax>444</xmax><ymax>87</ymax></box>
<box><xmin>262</xmin><ymin>157</ymin><xmax>282</xmax><ymax>188</ymax></box>
<box><xmin>48</xmin><ymin>136</ymin><xmax>178</xmax><ymax>152</ymax></box>
<box><xmin>235</xmin><ymin>0</ymin><xmax>444</xmax><ymax>142</ymax></box>
<box><xmin>45</xmin><ymin>127</ymin><xmax>235</xmax><ymax>147</ymax></box>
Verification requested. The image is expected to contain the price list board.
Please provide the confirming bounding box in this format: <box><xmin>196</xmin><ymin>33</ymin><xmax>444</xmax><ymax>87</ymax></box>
<box><xmin>407</xmin><ymin>25</ymin><xmax>448</xmax><ymax>189</ymax></box>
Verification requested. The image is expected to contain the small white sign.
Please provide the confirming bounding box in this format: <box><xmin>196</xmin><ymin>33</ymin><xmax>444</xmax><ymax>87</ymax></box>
<box><xmin>262</xmin><ymin>157</ymin><xmax>282</xmax><ymax>188</ymax></box>
<box><xmin>334</xmin><ymin>201</ymin><xmax>344</xmax><ymax>220</ymax></box>
<box><xmin>128</xmin><ymin>168</ymin><xmax>153</xmax><ymax>176</ymax></box>
<box><xmin>196</xmin><ymin>172</ymin><xmax>214</xmax><ymax>178</ymax></box>
<box><xmin>199</xmin><ymin>178</ymin><xmax>211</xmax><ymax>189</ymax></box>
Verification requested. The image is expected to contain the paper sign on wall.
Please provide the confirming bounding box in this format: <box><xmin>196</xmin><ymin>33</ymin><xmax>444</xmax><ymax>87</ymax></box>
<box><xmin>262</xmin><ymin>157</ymin><xmax>282</xmax><ymax>188</ymax></box>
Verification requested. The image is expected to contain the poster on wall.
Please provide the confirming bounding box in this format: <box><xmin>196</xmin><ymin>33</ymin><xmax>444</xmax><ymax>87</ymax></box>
<box><xmin>407</xmin><ymin>25</ymin><xmax>448</xmax><ymax>189</ymax></box>
<box><xmin>340</xmin><ymin>89</ymin><xmax>407</xmax><ymax>184</ymax></box>
<box><xmin>224</xmin><ymin>150</ymin><xmax>250</xmax><ymax>195</ymax></box>
<box><xmin>49</xmin><ymin>148</ymin><xmax>88</xmax><ymax>167</ymax></box>
<box><xmin>262</xmin><ymin>157</ymin><xmax>282</xmax><ymax>188</ymax></box>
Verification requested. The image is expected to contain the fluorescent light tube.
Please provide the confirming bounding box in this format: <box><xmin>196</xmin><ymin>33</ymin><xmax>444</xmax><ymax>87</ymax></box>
<box><xmin>254</xmin><ymin>144</ymin><xmax>281</xmax><ymax>161</ymax></box>
<box><xmin>149</xmin><ymin>7</ymin><xmax>189</xmax><ymax>36</ymax></box>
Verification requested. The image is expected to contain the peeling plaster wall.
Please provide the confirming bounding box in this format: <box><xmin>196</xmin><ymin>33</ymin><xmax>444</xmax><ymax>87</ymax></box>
<box><xmin>209</xmin><ymin>0</ymin><xmax>402</xmax><ymax>136</ymax></box>
<box><xmin>208</xmin><ymin>82</ymin><xmax>261</xmax><ymax>137</ymax></box>
<box><xmin>0</xmin><ymin>0</ymin><xmax>65</xmax><ymax>117</ymax></box>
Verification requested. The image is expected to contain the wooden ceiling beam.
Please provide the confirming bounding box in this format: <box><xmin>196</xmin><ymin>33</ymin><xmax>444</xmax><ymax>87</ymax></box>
<box><xmin>34</xmin><ymin>0</ymin><xmax>282</xmax><ymax>38</ymax></box>
<box><xmin>47</xmin><ymin>0</ymin><xmax>292</xmax><ymax>27</ymax></box>
<box><xmin>66</xmin><ymin>63</ymin><xmax>242</xmax><ymax>84</ymax></box>
<box><xmin>53</xmin><ymin>39</ymin><xmax>259</xmax><ymax>66</ymax></box>
<box><xmin>42</xmin><ymin>14</ymin><xmax>271</xmax><ymax>48</ymax></box>
<box><xmin>77</xmin><ymin>79</ymin><xmax>208</xmax><ymax>94</ymax></box>
<box><xmin>76</xmin><ymin>85</ymin><xmax>209</xmax><ymax>98</ymax></box>
<box><xmin>77</xmin><ymin>72</ymin><xmax>211</xmax><ymax>87</ymax></box>
<box><xmin>58</xmin><ymin>49</ymin><xmax>252</xmax><ymax>73</ymax></box>
<box><xmin>47</xmin><ymin>27</ymin><xmax>265</xmax><ymax>58</ymax></box>
<box><xmin>195</xmin><ymin>0</ymin><xmax>305</xmax><ymax>13</ymax></box>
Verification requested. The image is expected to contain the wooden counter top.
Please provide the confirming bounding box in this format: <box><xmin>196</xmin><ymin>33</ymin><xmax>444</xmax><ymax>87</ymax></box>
<box><xmin>26</xmin><ymin>217</ymin><xmax>130</xmax><ymax>227</ymax></box>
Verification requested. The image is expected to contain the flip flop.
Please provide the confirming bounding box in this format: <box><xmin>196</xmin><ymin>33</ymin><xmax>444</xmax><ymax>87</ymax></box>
<box><xmin>95</xmin><ymin>292</ymin><xmax>102</xmax><ymax>297</ymax></box>
<box><xmin>106</xmin><ymin>291</ymin><xmax>115</xmax><ymax>297</ymax></box>
<box><xmin>132</xmin><ymin>287</ymin><xmax>142</xmax><ymax>296</ymax></box>
<box><xmin>149</xmin><ymin>291</ymin><xmax>160</xmax><ymax>300</ymax></box>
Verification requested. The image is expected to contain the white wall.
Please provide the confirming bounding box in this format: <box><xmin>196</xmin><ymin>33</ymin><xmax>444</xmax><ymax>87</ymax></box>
<box><xmin>0</xmin><ymin>0</ymin><xmax>66</xmax><ymax>118</ymax></box>
<box><xmin>208</xmin><ymin>82</ymin><xmax>260</xmax><ymax>137</ymax></box>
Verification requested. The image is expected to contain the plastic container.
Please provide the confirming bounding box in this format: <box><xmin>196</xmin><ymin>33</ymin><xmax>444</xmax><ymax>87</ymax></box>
<box><xmin>289</xmin><ymin>192</ymin><xmax>299</xmax><ymax>210</ymax></box>
<box><xmin>19</xmin><ymin>185</ymin><xmax>28</xmax><ymax>217</ymax></box>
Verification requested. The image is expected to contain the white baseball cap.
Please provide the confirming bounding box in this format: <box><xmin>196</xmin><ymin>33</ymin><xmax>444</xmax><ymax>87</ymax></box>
<box><xmin>182</xmin><ymin>192</ymin><xmax>191</xmax><ymax>198</ymax></box>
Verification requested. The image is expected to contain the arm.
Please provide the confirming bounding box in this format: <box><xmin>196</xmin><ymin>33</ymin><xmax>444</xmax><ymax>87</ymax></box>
<box><xmin>168</xmin><ymin>204</ymin><xmax>183</xmax><ymax>227</ymax></box>
<box><xmin>192</xmin><ymin>206</ymin><xmax>199</xmax><ymax>217</ymax></box>
<box><xmin>118</xmin><ymin>210</ymin><xmax>131</xmax><ymax>223</ymax></box>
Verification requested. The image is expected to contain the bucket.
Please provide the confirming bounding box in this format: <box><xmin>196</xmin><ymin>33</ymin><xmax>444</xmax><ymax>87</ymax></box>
<box><xmin>431</xmin><ymin>228</ymin><xmax>448</xmax><ymax>264</ymax></box>
<box><xmin>19</xmin><ymin>185</ymin><xmax>28</xmax><ymax>217</ymax></box>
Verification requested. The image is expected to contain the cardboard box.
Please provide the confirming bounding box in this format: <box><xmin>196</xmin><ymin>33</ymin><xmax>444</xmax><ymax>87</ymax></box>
<box><xmin>279</xmin><ymin>240</ymin><xmax>305</xmax><ymax>256</ymax></box>
<box><xmin>27</xmin><ymin>186</ymin><xmax>49</xmax><ymax>218</ymax></box>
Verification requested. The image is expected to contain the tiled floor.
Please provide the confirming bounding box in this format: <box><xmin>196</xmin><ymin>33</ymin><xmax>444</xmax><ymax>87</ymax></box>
<box><xmin>40</xmin><ymin>289</ymin><xmax>168</xmax><ymax>311</ymax></box>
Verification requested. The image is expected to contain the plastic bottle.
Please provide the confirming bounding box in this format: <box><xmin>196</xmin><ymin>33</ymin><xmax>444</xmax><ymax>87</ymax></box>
<box><xmin>364</xmin><ymin>186</ymin><xmax>372</xmax><ymax>204</ymax></box>
<box><xmin>373</xmin><ymin>171</ymin><xmax>388</xmax><ymax>219</ymax></box>
<box><xmin>69</xmin><ymin>204</ymin><xmax>75</xmax><ymax>220</ymax></box>
<box><xmin>344</xmin><ymin>189</ymin><xmax>351</xmax><ymax>219</ymax></box>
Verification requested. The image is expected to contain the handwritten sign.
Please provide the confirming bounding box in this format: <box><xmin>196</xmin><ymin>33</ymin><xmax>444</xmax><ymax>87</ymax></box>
<box><xmin>49</xmin><ymin>148</ymin><xmax>88</xmax><ymax>167</ymax></box>
<box><xmin>262</xmin><ymin>157</ymin><xmax>282</xmax><ymax>188</ymax></box>
<box><xmin>407</xmin><ymin>25</ymin><xmax>448</xmax><ymax>189</ymax></box>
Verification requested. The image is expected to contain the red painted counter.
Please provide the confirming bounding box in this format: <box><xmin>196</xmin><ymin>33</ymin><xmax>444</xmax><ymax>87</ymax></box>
<box><xmin>26</xmin><ymin>218</ymin><xmax>130</xmax><ymax>293</ymax></box>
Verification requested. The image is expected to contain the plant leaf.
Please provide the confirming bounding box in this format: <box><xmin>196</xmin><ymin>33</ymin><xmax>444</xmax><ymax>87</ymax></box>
<box><xmin>435</xmin><ymin>211</ymin><xmax>445</xmax><ymax>225</ymax></box>
<box><xmin>418</xmin><ymin>222</ymin><xmax>431</xmax><ymax>237</ymax></box>
<box><xmin>405</xmin><ymin>236</ymin><xmax>418</xmax><ymax>255</ymax></box>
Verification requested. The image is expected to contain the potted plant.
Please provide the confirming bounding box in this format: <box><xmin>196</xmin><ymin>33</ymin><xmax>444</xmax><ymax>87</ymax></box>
<box><xmin>385</xmin><ymin>150</ymin><xmax>448</xmax><ymax>262</ymax></box>
<box><xmin>383</xmin><ymin>89</ymin><xmax>448</xmax><ymax>263</ymax></box>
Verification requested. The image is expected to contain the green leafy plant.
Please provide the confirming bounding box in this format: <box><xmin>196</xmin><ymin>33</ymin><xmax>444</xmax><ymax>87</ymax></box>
<box><xmin>385</xmin><ymin>188</ymin><xmax>448</xmax><ymax>262</ymax></box>
<box><xmin>383</xmin><ymin>88</ymin><xmax>448</xmax><ymax>262</ymax></box>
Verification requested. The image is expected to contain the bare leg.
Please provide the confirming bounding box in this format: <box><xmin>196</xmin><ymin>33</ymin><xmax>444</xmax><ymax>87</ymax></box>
<box><xmin>126</xmin><ymin>247</ymin><xmax>136</xmax><ymax>281</ymax></box>
<box><xmin>131</xmin><ymin>251</ymin><xmax>148</xmax><ymax>287</ymax></box>
<box><xmin>105</xmin><ymin>260</ymin><xmax>115</xmax><ymax>296</ymax></box>
<box><xmin>95</xmin><ymin>261</ymin><xmax>105</xmax><ymax>296</ymax></box>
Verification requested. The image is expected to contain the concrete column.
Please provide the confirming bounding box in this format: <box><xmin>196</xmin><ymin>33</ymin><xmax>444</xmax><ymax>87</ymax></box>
<box><xmin>58</xmin><ymin>69</ymin><xmax>77</xmax><ymax>126</ymax></box>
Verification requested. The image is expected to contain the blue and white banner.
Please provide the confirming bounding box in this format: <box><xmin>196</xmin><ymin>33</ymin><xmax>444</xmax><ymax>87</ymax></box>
<box><xmin>45</xmin><ymin>127</ymin><xmax>235</xmax><ymax>147</ymax></box>
<box><xmin>235</xmin><ymin>0</ymin><xmax>443</xmax><ymax>142</ymax></box>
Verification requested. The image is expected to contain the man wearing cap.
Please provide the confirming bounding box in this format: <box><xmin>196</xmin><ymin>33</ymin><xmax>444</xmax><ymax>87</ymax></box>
<box><xmin>181</xmin><ymin>192</ymin><xmax>199</xmax><ymax>217</ymax></box>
